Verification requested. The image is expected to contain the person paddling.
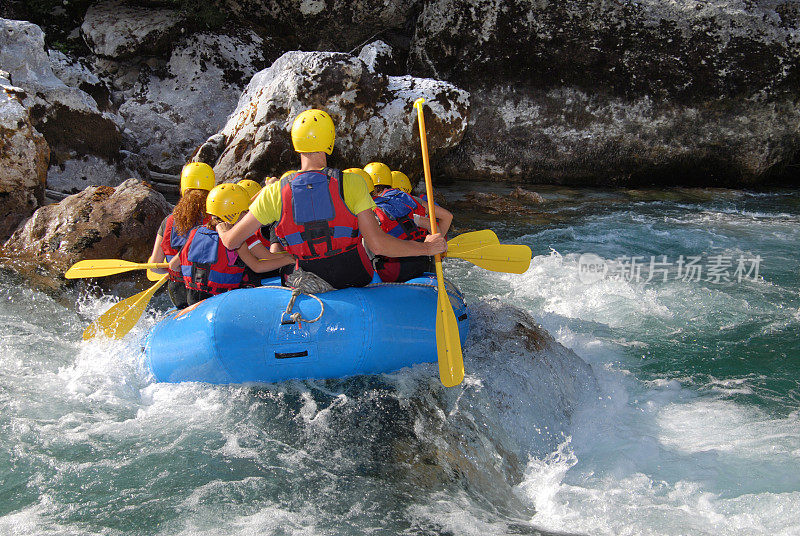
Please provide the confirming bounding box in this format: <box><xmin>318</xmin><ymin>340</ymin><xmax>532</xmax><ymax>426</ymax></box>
<box><xmin>365</xmin><ymin>162</ymin><xmax>453</xmax><ymax>282</ymax></box>
<box><xmin>215</xmin><ymin>109</ymin><xmax>447</xmax><ymax>289</ymax></box>
<box><xmin>169</xmin><ymin>184</ymin><xmax>294</xmax><ymax>305</ymax></box>
<box><xmin>147</xmin><ymin>162</ymin><xmax>215</xmax><ymax>309</ymax></box>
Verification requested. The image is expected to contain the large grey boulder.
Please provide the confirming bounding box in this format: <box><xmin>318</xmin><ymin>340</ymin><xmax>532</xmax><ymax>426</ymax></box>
<box><xmin>80</xmin><ymin>0</ymin><xmax>186</xmax><ymax>59</ymax></box>
<box><xmin>408</xmin><ymin>0</ymin><xmax>800</xmax><ymax>184</ymax></box>
<box><xmin>0</xmin><ymin>78</ymin><xmax>49</xmax><ymax>240</ymax></box>
<box><xmin>207</xmin><ymin>51</ymin><xmax>469</xmax><ymax>183</ymax></box>
<box><xmin>116</xmin><ymin>29</ymin><xmax>274</xmax><ymax>174</ymax></box>
<box><xmin>0</xmin><ymin>19</ymin><xmax>122</xmax><ymax>159</ymax></box>
<box><xmin>2</xmin><ymin>179</ymin><xmax>171</xmax><ymax>284</ymax></box>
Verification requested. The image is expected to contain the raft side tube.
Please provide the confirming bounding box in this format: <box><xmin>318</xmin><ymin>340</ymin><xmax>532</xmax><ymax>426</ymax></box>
<box><xmin>144</xmin><ymin>275</ymin><xmax>469</xmax><ymax>384</ymax></box>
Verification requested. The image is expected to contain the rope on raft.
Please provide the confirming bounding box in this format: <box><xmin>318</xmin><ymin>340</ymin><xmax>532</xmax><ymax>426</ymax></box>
<box><xmin>265</xmin><ymin>272</ymin><xmax>464</xmax><ymax>327</ymax></box>
<box><xmin>265</xmin><ymin>268</ymin><xmax>332</xmax><ymax>325</ymax></box>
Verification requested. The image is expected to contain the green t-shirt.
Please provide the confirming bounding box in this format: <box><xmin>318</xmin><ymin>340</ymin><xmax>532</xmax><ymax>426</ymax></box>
<box><xmin>249</xmin><ymin>170</ymin><xmax>376</xmax><ymax>225</ymax></box>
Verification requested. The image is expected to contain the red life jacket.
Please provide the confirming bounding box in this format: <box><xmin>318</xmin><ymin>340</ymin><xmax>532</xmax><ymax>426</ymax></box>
<box><xmin>274</xmin><ymin>168</ymin><xmax>361</xmax><ymax>260</ymax></box>
<box><xmin>161</xmin><ymin>214</ymin><xmax>209</xmax><ymax>281</ymax></box>
<box><xmin>179</xmin><ymin>226</ymin><xmax>245</xmax><ymax>295</ymax></box>
<box><xmin>373</xmin><ymin>189</ymin><xmax>428</xmax><ymax>242</ymax></box>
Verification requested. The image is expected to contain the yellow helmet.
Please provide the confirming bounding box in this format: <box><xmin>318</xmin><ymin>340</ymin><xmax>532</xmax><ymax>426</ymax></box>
<box><xmin>364</xmin><ymin>162</ymin><xmax>392</xmax><ymax>188</ymax></box>
<box><xmin>280</xmin><ymin>170</ymin><xmax>298</xmax><ymax>181</ymax></box>
<box><xmin>180</xmin><ymin>162</ymin><xmax>215</xmax><ymax>195</ymax></box>
<box><xmin>345</xmin><ymin>167</ymin><xmax>374</xmax><ymax>194</ymax></box>
<box><xmin>291</xmin><ymin>109</ymin><xmax>335</xmax><ymax>155</ymax></box>
<box><xmin>237</xmin><ymin>179</ymin><xmax>262</xmax><ymax>200</ymax></box>
<box><xmin>391</xmin><ymin>171</ymin><xmax>412</xmax><ymax>193</ymax></box>
<box><xmin>206</xmin><ymin>183</ymin><xmax>250</xmax><ymax>224</ymax></box>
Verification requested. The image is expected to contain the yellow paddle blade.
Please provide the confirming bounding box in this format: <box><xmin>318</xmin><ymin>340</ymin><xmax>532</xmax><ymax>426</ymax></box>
<box><xmin>447</xmin><ymin>230</ymin><xmax>499</xmax><ymax>255</ymax></box>
<box><xmin>146</xmin><ymin>269</ymin><xmax>164</xmax><ymax>282</ymax></box>
<box><xmin>435</xmin><ymin>264</ymin><xmax>464</xmax><ymax>387</ymax></box>
<box><xmin>65</xmin><ymin>259</ymin><xmax>169</xmax><ymax>279</ymax></box>
<box><xmin>447</xmin><ymin>244</ymin><xmax>532</xmax><ymax>274</ymax></box>
<box><xmin>82</xmin><ymin>275</ymin><xmax>168</xmax><ymax>340</ymax></box>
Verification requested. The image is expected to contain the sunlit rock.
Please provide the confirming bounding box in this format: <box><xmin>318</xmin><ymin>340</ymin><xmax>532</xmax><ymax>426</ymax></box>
<box><xmin>208</xmin><ymin>51</ymin><xmax>469</xmax><ymax>182</ymax></box>
<box><xmin>2</xmin><ymin>179</ymin><xmax>170</xmax><ymax>283</ymax></box>
<box><xmin>0</xmin><ymin>77</ymin><xmax>49</xmax><ymax>240</ymax></box>
<box><xmin>116</xmin><ymin>29</ymin><xmax>275</xmax><ymax>174</ymax></box>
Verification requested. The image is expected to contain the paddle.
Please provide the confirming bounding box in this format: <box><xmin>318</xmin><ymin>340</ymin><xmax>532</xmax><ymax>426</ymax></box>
<box><xmin>83</xmin><ymin>275</ymin><xmax>169</xmax><ymax>340</ymax></box>
<box><xmin>446</xmin><ymin>230</ymin><xmax>499</xmax><ymax>255</ymax></box>
<box><xmin>413</xmin><ymin>98</ymin><xmax>464</xmax><ymax>387</ymax></box>
<box><xmin>65</xmin><ymin>259</ymin><xmax>169</xmax><ymax>279</ymax></box>
<box><xmin>446</xmin><ymin>243</ymin><xmax>532</xmax><ymax>274</ymax></box>
<box><xmin>146</xmin><ymin>268</ymin><xmax>164</xmax><ymax>282</ymax></box>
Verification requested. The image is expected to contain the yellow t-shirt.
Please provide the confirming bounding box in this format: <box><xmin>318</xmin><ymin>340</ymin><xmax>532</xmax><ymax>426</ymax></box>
<box><xmin>249</xmin><ymin>170</ymin><xmax>376</xmax><ymax>225</ymax></box>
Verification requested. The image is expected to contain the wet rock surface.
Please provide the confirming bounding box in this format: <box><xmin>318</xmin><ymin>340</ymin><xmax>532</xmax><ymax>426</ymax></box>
<box><xmin>450</xmin><ymin>189</ymin><xmax>545</xmax><ymax>217</ymax></box>
<box><xmin>1</xmin><ymin>179</ymin><xmax>171</xmax><ymax>285</ymax></box>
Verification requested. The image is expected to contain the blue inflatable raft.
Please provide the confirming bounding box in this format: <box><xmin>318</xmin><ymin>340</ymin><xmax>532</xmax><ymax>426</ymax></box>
<box><xmin>143</xmin><ymin>275</ymin><xmax>469</xmax><ymax>384</ymax></box>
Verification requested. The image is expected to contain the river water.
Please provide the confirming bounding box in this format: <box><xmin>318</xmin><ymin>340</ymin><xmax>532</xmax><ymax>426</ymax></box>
<box><xmin>1</xmin><ymin>187</ymin><xmax>798</xmax><ymax>535</ymax></box>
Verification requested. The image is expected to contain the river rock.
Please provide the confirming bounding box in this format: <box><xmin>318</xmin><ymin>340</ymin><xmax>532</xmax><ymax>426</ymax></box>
<box><xmin>0</xmin><ymin>79</ymin><xmax>50</xmax><ymax>240</ymax></box>
<box><xmin>209</xmin><ymin>50</ymin><xmax>469</xmax><ymax>182</ymax></box>
<box><xmin>410</xmin><ymin>0</ymin><xmax>800</xmax><ymax>98</ymax></box>
<box><xmin>358</xmin><ymin>40</ymin><xmax>399</xmax><ymax>75</ymax></box>
<box><xmin>2</xmin><ymin>179</ymin><xmax>171</xmax><ymax>282</ymax></box>
<box><xmin>440</xmin><ymin>86</ymin><xmax>800</xmax><ymax>185</ymax></box>
<box><xmin>48</xmin><ymin>49</ymin><xmax>112</xmax><ymax>111</ymax></box>
<box><xmin>408</xmin><ymin>0</ymin><xmax>800</xmax><ymax>185</ymax></box>
<box><xmin>80</xmin><ymin>0</ymin><xmax>186</xmax><ymax>59</ymax></box>
<box><xmin>116</xmin><ymin>29</ymin><xmax>275</xmax><ymax>174</ymax></box>
<box><xmin>0</xmin><ymin>18</ymin><xmax>122</xmax><ymax>160</ymax></box>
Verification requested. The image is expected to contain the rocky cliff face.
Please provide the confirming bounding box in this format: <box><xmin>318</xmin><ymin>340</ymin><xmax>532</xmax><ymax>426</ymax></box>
<box><xmin>1</xmin><ymin>0</ymin><xmax>798</xmax><ymax>194</ymax></box>
<box><xmin>407</xmin><ymin>0</ymin><xmax>800</xmax><ymax>185</ymax></box>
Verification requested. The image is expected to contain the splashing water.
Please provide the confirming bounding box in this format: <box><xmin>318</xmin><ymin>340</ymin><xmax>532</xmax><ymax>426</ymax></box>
<box><xmin>1</xmin><ymin>187</ymin><xmax>798</xmax><ymax>535</ymax></box>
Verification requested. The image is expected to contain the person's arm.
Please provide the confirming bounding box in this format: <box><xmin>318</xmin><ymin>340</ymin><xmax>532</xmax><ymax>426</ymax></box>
<box><xmin>237</xmin><ymin>244</ymin><xmax>294</xmax><ymax>273</ymax></box>
<box><xmin>168</xmin><ymin>253</ymin><xmax>181</xmax><ymax>273</ymax></box>
<box><xmin>412</xmin><ymin>196</ymin><xmax>452</xmax><ymax>237</ymax></box>
<box><xmin>432</xmin><ymin>205</ymin><xmax>453</xmax><ymax>236</ymax></box>
<box><xmin>358</xmin><ymin>211</ymin><xmax>446</xmax><ymax>257</ymax></box>
<box><xmin>147</xmin><ymin>233</ymin><xmax>168</xmax><ymax>274</ymax></box>
<box><xmin>247</xmin><ymin>241</ymin><xmax>272</xmax><ymax>261</ymax></box>
<box><xmin>216</xmin><ymin>212</ymin><xmax>263</xmax><ymax>250</ymax></box>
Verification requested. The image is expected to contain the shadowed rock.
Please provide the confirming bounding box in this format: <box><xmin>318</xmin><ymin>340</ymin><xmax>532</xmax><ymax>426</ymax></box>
<box><xmin>81</xmin><ymin>0</ymin><xmax>186</xmax><ymax>59</ymax></box>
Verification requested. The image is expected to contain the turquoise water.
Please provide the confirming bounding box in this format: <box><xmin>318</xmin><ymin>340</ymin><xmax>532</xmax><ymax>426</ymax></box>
<box><xmin>1</xmin><ymin>187</ymin><xmax>798</xmax><ymax>535</ymax></box>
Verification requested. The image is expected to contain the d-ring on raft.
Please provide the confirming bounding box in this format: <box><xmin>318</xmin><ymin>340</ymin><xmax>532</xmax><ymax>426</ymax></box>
<box><xmin>143</xmin><ymin>275</ymin><xmax>469</xmax><ymax>384</ymax></box>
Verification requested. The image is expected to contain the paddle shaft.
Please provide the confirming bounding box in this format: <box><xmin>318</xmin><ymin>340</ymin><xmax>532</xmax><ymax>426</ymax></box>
<box><xmin>414</xmin><ymin>98</ymin><xmax>464</xmax><ymax>387</ymax></box>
